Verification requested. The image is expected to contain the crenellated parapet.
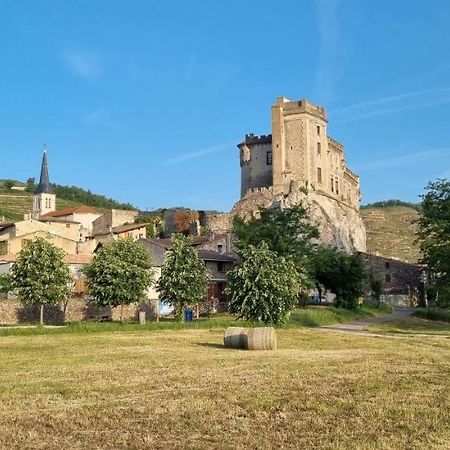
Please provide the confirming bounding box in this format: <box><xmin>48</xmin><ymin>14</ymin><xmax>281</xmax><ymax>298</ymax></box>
<box><xmin>327</xmin><ymin>136</ymin><xmax>344</xmax><ymax>153</ymax></box>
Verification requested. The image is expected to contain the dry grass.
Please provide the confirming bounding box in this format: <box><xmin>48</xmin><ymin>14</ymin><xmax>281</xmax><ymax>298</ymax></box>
<box><xmin>361</xmin><ymin>205</ymin><xmax>420</xmax><ymax>262</ymax></box>
<box><xmin>0</xmin><ymin>327</ymin><xmax>449</xmax><ymax>449</ymax></box>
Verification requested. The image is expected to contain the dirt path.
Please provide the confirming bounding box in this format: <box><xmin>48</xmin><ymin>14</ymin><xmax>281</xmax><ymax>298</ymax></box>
<box><xmin>319</xmin><ymin>308</ymin><xmax>415</xmax><ymax>335</ymax></box>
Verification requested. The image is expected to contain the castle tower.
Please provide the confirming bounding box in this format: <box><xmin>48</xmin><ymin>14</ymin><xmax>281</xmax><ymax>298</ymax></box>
<box><xmin>271</xmin><ymin>97</ymin><xmax>328</xmax><ymax>195</ymax></box>
<box><xmin>237</xmin><ymin>97</ymin><xmax>361</xmax><ymax>211</ymax></box>
<box><xmin>32</xmin><ymin>149</ymin><xmax>56</xmax><ymax>219</ymax></box>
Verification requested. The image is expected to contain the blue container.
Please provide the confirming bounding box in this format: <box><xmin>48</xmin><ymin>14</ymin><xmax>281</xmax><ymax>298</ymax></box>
<box><xmin>184</xmin><ymin>308</ymin><xmax>193</xmax><ymax>322</ymax></box>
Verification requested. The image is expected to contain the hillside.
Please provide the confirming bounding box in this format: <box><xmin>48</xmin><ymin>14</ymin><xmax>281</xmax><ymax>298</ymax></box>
<box><xmin>0</xmin><ymin>193</ymin><xmax>84</xmax><ymax>221</ymax></box>
<box><xmin>360</xmin><ymin>205</ymin><xmax>421</xmax><ymax>263</ymax></box>
<box><xmin>0</xmin><ymin>179</ymin><xmax>135</xmax><ymax>222</ymax></box>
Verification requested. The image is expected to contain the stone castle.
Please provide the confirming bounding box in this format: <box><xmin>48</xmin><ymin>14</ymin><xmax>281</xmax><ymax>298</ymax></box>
<box><xmin>208</xmin><ymin>97</ymin><xmax>367</xmax><ymax>252</ymax></box>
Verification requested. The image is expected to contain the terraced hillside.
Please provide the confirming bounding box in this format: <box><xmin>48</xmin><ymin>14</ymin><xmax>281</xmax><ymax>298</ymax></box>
<box><xmin>0</xmin><ymin>179</ymin><xmax>135</xmax><ymax>222</ymax></box>
<box><xmin>361</xmin><ymin>205</ymin><xmax>421</xmax><ymax>263</ymax></box>
<box><xmin>0</xmin><ymin>192</ymin><xmax>79</xmax><ymax>221</ymax></box>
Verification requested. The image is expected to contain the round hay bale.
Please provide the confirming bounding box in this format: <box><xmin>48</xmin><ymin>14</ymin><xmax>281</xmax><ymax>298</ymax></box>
<box><xmin>224</xmin><ymin>327</ymin><xmax>248</xmax><ymax>349</ymax></box>
<box><xmin>246</xmin><ymin>327</ymin><xmax>277</xmax><ymax>351</ymax></box>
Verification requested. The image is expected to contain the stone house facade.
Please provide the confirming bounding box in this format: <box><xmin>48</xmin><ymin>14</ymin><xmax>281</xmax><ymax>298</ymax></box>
<box><xmin>361</xmin><ymin>252</ymin><xmax>423</xmax><ymax>305</ymax></box>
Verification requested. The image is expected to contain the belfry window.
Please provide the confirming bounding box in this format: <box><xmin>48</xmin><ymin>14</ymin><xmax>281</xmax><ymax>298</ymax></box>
<box><xmin>266</xmin><ymin>151</ymin><xmax>272</xmax><ymax>165</ymax></box>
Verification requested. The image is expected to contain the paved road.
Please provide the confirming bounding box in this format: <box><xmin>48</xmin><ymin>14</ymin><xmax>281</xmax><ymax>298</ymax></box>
<box><xmin>319</xmin><ymin>308</ymin><xmax>414</xmax><ymax>334</ymax></box>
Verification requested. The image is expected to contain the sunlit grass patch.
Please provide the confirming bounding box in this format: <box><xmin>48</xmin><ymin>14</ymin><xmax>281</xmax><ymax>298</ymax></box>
<box><xmin>367</xmin><ymin>316</ymin><xmax>450</xmax><ymax>335</ymax></box>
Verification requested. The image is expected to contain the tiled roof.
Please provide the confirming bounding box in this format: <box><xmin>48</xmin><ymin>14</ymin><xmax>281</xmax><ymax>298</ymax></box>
<box><xmin>0</xmin><ymin>222</ymin><xmax>15</xmax><ymax>232</ymax></box>
<box><xmin>94</xmin><ymin>223</ymin><xmax>150</xmax><ymax>236</ymax></box>
<box><xmin>197</xmin><ymin>249</ymin><xmax>235</xmax><ymax>262</ymax></box>
<box><xmin>139</xmin><ymin>238</ymin><xmax>172</xmax><ymax>249</ymax></box>
<box><xmin>41</xmin><ymin>205</ymin><xmax>101</xmax><ymax>218</ymax></box>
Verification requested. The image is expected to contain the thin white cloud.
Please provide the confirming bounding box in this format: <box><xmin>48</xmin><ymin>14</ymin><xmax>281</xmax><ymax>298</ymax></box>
<box><xmin>63</xmin><ymin>50</ymin><xmax>103</xmax><ymax>81</ymax></box>
<box><xmin>314</xmin><ymin>0</ymin><xmax>341</xmax><ymax>102</ymax></box>
<box><xmin>164</xmin><ymin>142</ymin><xmax>236</xmax><ymax>167</ymax></box>
<box><xmin>355</xmin><ymin>148</ymin><xmax>450</xmax><ymax>172</ymax></box>
<box><xmin>331</xmin><ymin>88</ymin><xmax>450</xmax><ymax>123</ymax></box>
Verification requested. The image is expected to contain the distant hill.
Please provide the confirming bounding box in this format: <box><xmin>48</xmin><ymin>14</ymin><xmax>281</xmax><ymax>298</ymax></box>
<box><xmin>360</xmin><ymin>202</ymin><xmax>421</xmax><ymax>263</ymax></box>
<box><xmin>0</xmin><ymin>179</ymin><xmax>136</xmax><ymax>222</ymax></box>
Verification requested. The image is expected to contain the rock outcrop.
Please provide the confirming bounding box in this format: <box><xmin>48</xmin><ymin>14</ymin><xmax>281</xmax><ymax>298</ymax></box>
<box><xmin>208</xmin><ymin>185</ymin><xmax>366</xmax><ymax>253</ymax></box>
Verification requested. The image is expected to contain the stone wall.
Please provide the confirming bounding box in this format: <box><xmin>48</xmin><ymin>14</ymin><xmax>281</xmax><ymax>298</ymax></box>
<box><xmin>361</xmin><ymin>253</ymin><xmax>422</xmax><ymax>294</ymax></box>
<box><xmin>204</xmin><ymin>213</ymin><xmax>234</xmax><ymax>234</ymax></box>
<box><xmin>92</xmin><ymin>209</ymin><xmax>138</xmax><ymax>234</ymax></box>
<box><xmin>0</xmin><ymin>297</ymin><xmax>157</xmax><ymax>325</ymax></box>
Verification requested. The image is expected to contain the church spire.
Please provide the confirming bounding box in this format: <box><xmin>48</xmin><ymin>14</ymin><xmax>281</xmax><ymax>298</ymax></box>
<box><xmin>34</xmin><ymin>147</ymin><xmax>54</xmax><ymax>194</ymax></box>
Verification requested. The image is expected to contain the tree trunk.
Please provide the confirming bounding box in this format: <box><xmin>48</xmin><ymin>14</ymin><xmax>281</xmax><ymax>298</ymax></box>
<box><xmin>39</xmin><ymin>304</ymin><xmax>44</xmax><ymax>326</ymax></box>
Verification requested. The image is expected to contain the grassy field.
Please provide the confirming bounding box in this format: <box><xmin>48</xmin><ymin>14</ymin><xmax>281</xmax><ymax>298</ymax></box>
<box><xmin>0</xmin><ymin>319</ymin><xmax>449</xmax><ymax>449</ymax></box>
<box><xmin>367</xmin><ymin>316</ymin><xmax>450</xmax><ymax>335</ymax></box>
<box><xmin>0</xmin><ymin>305</ymin><xmax>392</xmax><ymax>336</ymax></box>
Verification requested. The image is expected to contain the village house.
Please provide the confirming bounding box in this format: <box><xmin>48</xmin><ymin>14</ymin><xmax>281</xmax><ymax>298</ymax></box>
<box><xmin>0</xmin><ymin>150</ymin><xmax>143</xmax><ymax>257</ymax></box>
<box><xmin>361</xmin><ymin>252</ymin><xmax>423</xmax><ymax>306</ymax></box>
<box><xmin>138</xmin><ymin>237</ymin><xmax>235</xmax><ymax>310</ymax></box>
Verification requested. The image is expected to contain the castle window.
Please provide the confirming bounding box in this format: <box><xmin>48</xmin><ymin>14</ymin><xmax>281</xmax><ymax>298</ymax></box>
<box><xmin>317</xmin><ymin>125</ymin><xmax>320</xmax><ymax>135</ymax></box>
<box><xmin>317</xmin><ymin>167</ymin><xmax>322</xmax><ymax>183</ymax></box>
<box><xmin>218</xmin><ymin>262</ymin><xmax>225</xmax><ymax>273</ymax></box>
<box><xmin>385</xmin><ymin>273</ymin><xmax>391</xmax><ymax>283</ymax></box>
<box><xmin>317</xmin><ymin>142</ymin><xmax>321</xmax><ymax>154</ymax></box>
<box><xmin>266</xmin><ymin>151</ymin><xmax>272</xmax><ymax>165</ymax></box>
<box><xmin>385</xmin><ymin>262</ymin><xmax>390</xmax><ymax>269</ymax></box>
<box><xmin>330</xmin><ymin>177</ymin><xmax>334</xmax><ymax>193</ymax></box>
<box><xmin>335</xmin><ymin>180</ymin><xmax>339</xmax><ymax>195</ymax></box>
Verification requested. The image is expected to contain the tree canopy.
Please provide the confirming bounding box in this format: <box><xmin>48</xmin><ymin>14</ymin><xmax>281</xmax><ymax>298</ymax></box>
<box><xmin>418</xmin><ymin>179</ymin><xmax>450</xmax><ymax>307</ymax></box>
<box><xmin>11</xmin><ymin>237</ymin><xmax>72</xmax><ymax>324</ymax></box>
<box><xmin>233</xmin><ymin>204</ymin><xmax>319</xmax><ymax>270</ymax></box>
<box><xmin>156</xmin><ymin>234</ymin><xmax>208</xmax><ymax>321</ymax></box>
<box><xmin>312</xmin><ymin>246</ymin><xmax>366</xmax><ymax>309</ymax></box>
<box><xmin>226</xmin><ymin>242</ymin><xmax>300</xmax><ymax>324</ymax></box>
<box><xmin>83</xmin><ymin>238</ymin><xmax>154</xmax><ymax>317</ymax></box>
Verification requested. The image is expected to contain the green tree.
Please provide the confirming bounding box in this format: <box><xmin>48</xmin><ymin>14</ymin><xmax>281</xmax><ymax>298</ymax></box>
<box><xmin>25</xmin><ymin>177</ymin><xmax>36</xmax><ymax>192</ymax></box>
<box><xmin>0</xmin><ymin>274</ymin><xmax>13</xmax><ymax>294</ymax></box>
<box><xmin>226</xmin><ymin>242</ymin><xmax>299</xmax><ymax>324</ymax></box>
<box><xmin>83</xmin><ymin>238</ymin><xmax>154</xmax><ymax>320</ymax></box>
<box><xmin>234</xmin><ymin>205</ymin><xmax>319</xmax><ymax>266</ymax></box>
<box><xmin>312</xmin><ymin>246</ymin><xmax>366</xmax><ymax>309</ymax></box>
<box><xmin>418</xmin><ymin>179</ymin><xmax>450</xmax><ymax>307</ymax></box>
<box><xmin>3</xmin><ymin>179</ymin><xmax>15</xmax><ymax>190</ymax></box>
<box><xmin>157</xmin><ymin>234</ymin><xmax>208</xmax><ymax>321</ymax></box>
<box><xmin>11</xmin><ymin>237</ymin><xmax>72</xmax><ymax>325</ymax></box>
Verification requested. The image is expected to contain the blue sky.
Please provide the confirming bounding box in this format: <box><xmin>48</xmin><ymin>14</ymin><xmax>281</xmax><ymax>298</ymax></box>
<box><xmin>1</xmin><ymin>0</ymin><xmax>449</xmax><ymax>211</ymax></box>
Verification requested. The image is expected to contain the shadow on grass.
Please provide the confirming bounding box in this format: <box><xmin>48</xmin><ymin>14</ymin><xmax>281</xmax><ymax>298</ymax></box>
<box><xmin>196</xmin><ymin>343</ymin><xmax>225</xmax><ymax>349</ymax></box>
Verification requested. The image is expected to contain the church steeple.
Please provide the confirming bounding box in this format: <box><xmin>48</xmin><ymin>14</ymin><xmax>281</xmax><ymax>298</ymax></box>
<box><xmin>32</xmin><ymin>147</ymin><xmax>56</xmax><ymax>219</ymax></box>
<box><xmin>34</xmin><ymin>148</ymin><xmax>54</xmax><ymax>194</ymax></box>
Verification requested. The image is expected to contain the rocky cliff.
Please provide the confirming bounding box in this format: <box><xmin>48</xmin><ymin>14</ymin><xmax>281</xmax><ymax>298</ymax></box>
<box><xmin>207</xmin><ymin>186</ymin><xmax>367</xmax><ymax>253</ymax></box>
